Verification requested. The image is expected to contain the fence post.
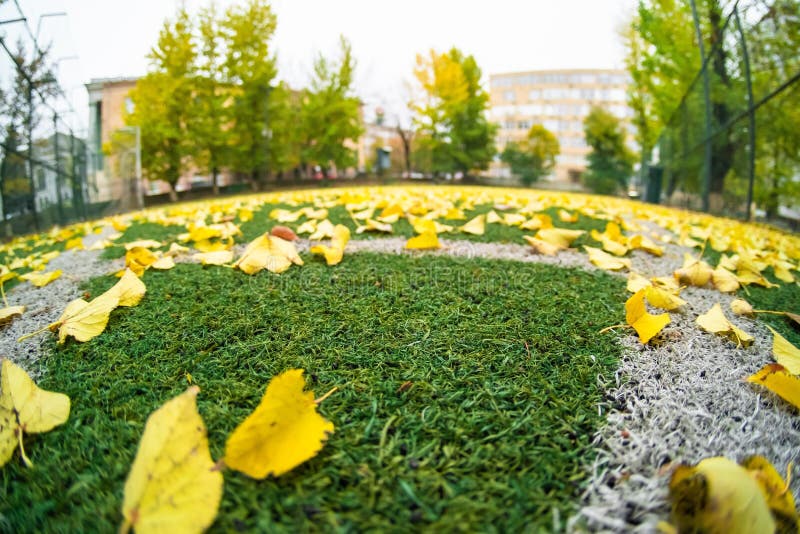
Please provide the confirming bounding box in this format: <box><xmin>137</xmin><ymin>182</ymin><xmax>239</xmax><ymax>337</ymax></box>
<box><xmin>53</xmin><ymin>112</ymin><xmax>65</xmax><ymax>225</ymax></box>
<box><xmin>689</xmin><ymin>0</ymin><xmax>713</xmax><ymax>213</ymax></box>
<box><xmin>26</xmin><ymin>81</ymin><xmax>40</xmax><ymax>231</ymax></box>
<box><xmin>733</xmin><ymin>6</ymin><xmax>756</xmax><ymax>221</ymax></box>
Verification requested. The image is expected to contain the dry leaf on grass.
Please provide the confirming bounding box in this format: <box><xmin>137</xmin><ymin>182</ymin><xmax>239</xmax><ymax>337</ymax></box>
<box><xmin>224</xmin><ymin>369</ymin><xmax>334</xmax><ymax>479</ymax></box>
<box><xmin>121</xmin><ymin>386</ymin><xmax>223</xmax><ymax>534</ymax></box>
<box><xmin>0</xmin><ymin>359</ymin><xmax>70</xmax><ymax>467</ymax></box>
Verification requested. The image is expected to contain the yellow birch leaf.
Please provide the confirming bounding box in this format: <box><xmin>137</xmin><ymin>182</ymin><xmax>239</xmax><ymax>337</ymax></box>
<box><xmin>379</xmin><ymin>204</ymin><xmax>404</xmax><ymax>219</ymax></box>
<box><xmin>730</xmin><ymin>298</ymin><xmax>754</xmax><ymax>317</ymax></box>
<box><xmin>124</xmin><ymin>239</ymin><xmax>163</xmax><ymax>250</ymax></box>
<box><xmin>597</xmin><ymin>234</ymin><xmax>629</xmax><ymax>256</ymax></box>
<box><xmin>629</xmin><ymin>234</ymin><xmax>664</xmax><ymax>256</ymax></box>
<box><xmin>310</xmin><ymin>225</ymin><xmax>350</xmax><ymax>266</ymax></box>
<box><xmin>485</xmin><ymin>210</ymin><xmax>502</xmax><ymax>224</ymax></box>
<box><xmin>19</xmin><ymin>270</ymin><xmax>62</xmax><ymax>287</ymax></box>
<box><xmin>193</xmin><ymin>237</ymin><xmax>233</xmax><ymax>253</ymax></box>
<box><xmin>234</xmin><ymin>234</ymin><xmax>292</xmax><ymax>275</ymax></box>
<box><xmin>108</xmin><ymin>269</ymin><xmax>147</xmax><ymax>307</ymax></box>
<box><xmin>224</xmin><ymin>369</ymin><xmax>334</xmax><ymax>479</ymax></box>
<box><xmin>460</xmin><ymin>214</ymin><xmax>485</xmax><ymax>235</ymax></box>
<box><xmin>740</xmin><ymin>455</ymin><xmax>800</xmax><ymax>532</ymax></box>
<box><xmin>443</xmin><ymin>207</ymin><xmax>467</xmax><ymax>220</ymax></box>
<box><xmin>65</xmin><ymin>237</ymin><xmax>83</xmax><ymax>250</ymax></box>
<box><xmin>536</xmin><ymin>228</ymin><xmax>584</xmax><ymax>249</ymax></box>
<box><xmin>0</xmin><ymin>305</ymin><xmax>25</xmax><ymax>326</ymax></box>
<box><xmin>376</xmin><ymin>213</ymin><xmax>400</xmax><ymax>224</ymax></box>
<box><xmin>351</xmin><ymin>207</ymin><xmax>373</xmax><ymax>220</ymax></box>
<box><xmin>736</xmin><ymin>269</ymin><xmax>778</xmax><ymax>288</ymax></box>
<box><xmin>50</xmin><ymin>291</ymin><xmax>119</xmax><ymax>344</ymax></box>
<box><xmin>773</xmin><ymin>265</ymin><xmax>795</xmax><ymax>284</ymax></box>
<box><xmin>126</xmin><ymin>247</ymin><xmax>158</xmax><ymax>277</ymax></box>
<box><xmin>355</xmin><ymin>219</ymin><xmax>393</xmax><ymax>234</ymax></box>
<box><xmin>151</xmin><ymin>256</ymin><xmax>175</xmax><ymax>270</ymax></box>
<box><xmin>557</xmin><ymin>209</ymin><xmax>578</xmax><ymax>223</ymax></box>
<box><xmin>405</xmin><ymin>230</ymin><xmax>440</xmax><ymax>250</ymax></box>
<box><xmin>502</xmin><ymin>213</ymin><xmax>526</xmax><ymax>226</ymax></box>
<box><xmin>766</xmin><ymin>326</ymin><xmax>800</xmax><ymax>375</ymax></box>
<box><xmin>747</xmin><ymin>364</ymin><xmax>800</xmax><ymax>410</ymax></box>
<box><xmin>668</xmin><ymin>457</ymin><xmax>775</xmax><ymax>534</ymax></box>
<box><xmin>626</xmin><ymin>289</ymin><xmax>670</xmax><ymax>343</ymax></box>
<box><xmin>166</xmin><ymin>243</ymin><xmax>190</xmax><ymax>256</ymax></box>
<box><xmin>270</xmin><ymin>236</ymin><xmax>304</xmax><ymax>266</ymax></box>
<box><xmin>523</xmin><ymin>236</ymin><xmax>561</xmax><ymax>256</ymax></box>
<box><xmin>585</xmin><ymin>246</ymin><xmax>632</xmax><ymax>271</ymax></box>
<box><xmin>674</xmin><ymin>254</ymin><xmax>713</xmax><ymax>287</ymax></box>
<box><xmin>309</xmin><ymin>219</ymin><xmax>336</xmax><ymax>241</ymax></box>
<box><xmin>121</xmin><ymin>387</ymin><xmax>223</xmax><ymax>534</ymax></box>
<box><xmin>194</xmin><ymin>250</ymin><xmax>234</xmax><ymax>266</ymax></box>
<box><xmin>296</xmin><ymin>220</ymin><xmax>317</xmax><ymax>235</ymax></box>
<box><xmin>645</xmin><ymin>286</ymin><xmax>686</xmax><ymax>311</ymax></box>
<box><xmin>626</xmin><ymin>272</ymin><xmax>652</xmax><ymax>293</ymax></box>
<box><xmin>696</xmin><ymin>303</ymin><xmax>754</xmax><ymax>347</ymax></box>
<box><xmin>1</xmin><ymin>358</ymin><xmax>70</xmax><ymax>467</ymax></box>
<box><xmin>712</xmin><ymin>267</ymin><xmax>740</xmax><ymax>293</ymax></box>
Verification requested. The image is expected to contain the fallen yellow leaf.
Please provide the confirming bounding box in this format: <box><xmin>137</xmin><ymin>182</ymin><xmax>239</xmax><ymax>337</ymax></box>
<box><xmin>0</xmin><ymin>305</ymin><xmax>25</xmax><ymax>326</ymax></box>
<box><xmin>585</xmin><ymin>246</ymin><xmax>632</xmax><ymax>271</ymax></box>
<box><xmin>1</xmin><ymin>359</ymin><xmax>70</xmax><ymax>467</ymax></box>
<box><xmin>747</xmin><ymin>364</ymin><xmax>800</xmax><ymax>410</ymax></box>
<box><xmin>121</xmin><ymin>387</ymin><xmax>223</xmax><ymax>534</ymax></box>
<box><xmin>765</xmin><ymin>326</ymin><xmax>800</xmax><ymax>375</ymax></box>
<box><xmin>730</xmin><ymin>298</ymin><xmax>754</xmax><ymax>316</ymax></box>
<box><xmin>674</xmin><ymin>254</ymin><xmax>713</xmax><ymax>287</ymax></box>
<box><xmin>460</xmin><ymin>214</ymin><xmax>485</xmax><ymax>235</ymax></box>
<box><xmin>310</xmin><ymin>224</ymin><xmax>350</xmax><ymax>266</ymax></box>
<box><xmin>194</xmin><ymin>250</ymin><xmax>234</xmax><ymax>266</ymax></box>
<box><xmin>224</xmin><ymin>369</ymin><xmax>334</xmax><ymax>479</ymax></box>
<box><xmin>523</xmin><ymin>236</ymin><xmax>561</xmax><ymax>256</ymax></box>
<box><xmin>696</xmin><ymin>303</ymin><xmax>754</xmax><ymax>347</ymax></box>
<box><xmin>19</xmin><ymin>270</ymin><xmax>62</xmax><ymax>287</ymax></box>
<box><xmin>626</xmin><ymin>289</ymin><xmax>670</xmax><ymax>343</ymax></box>
<box><xmin>645</xmin><ymin>286</ymin><xmax>686</xmax><ymax>311</ymax></box>
<box><xmin>669</xmin><ymin>456</ymin><xmax>776</xmax><ymax>534</ymax></box>
<box><xmin>405</xmin><ymin>230</ymin><xmax>440</xmax><ymax>250</ymax></box>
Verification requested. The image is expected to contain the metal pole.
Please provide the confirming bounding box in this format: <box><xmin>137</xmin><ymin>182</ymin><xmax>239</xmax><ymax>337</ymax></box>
<box><xmin>26</xmin><ymin>82</ymin><xmax>40</xmax><ymax>231</ymax></box>
<box><xmin>733</xmin><ymin>6</ymin><xmax>756</xmax><ymax>221</ymax></box>
<box><xmin>689</xmin><ymin>0</ymin><xmax>713</xmax><ymax>213</ymax></box>
<box><xmin>53</xmin><ymin>112</ymin><xmax>65</xmax><ymax>224</ymax></box>
<box><xmin>135</xmin><ymin>126</ymin><xmax>143</xmax><ymax>209</ymax></box>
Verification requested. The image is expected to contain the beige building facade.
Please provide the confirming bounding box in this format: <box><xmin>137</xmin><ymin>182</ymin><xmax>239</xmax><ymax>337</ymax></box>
<box><xmin>489</xmin><ymin>69</ymin><xmax>632</xmax><ymax>184</ymax></box>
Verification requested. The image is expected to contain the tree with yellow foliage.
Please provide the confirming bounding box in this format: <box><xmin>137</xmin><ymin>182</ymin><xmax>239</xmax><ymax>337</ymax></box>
<box><xmin>411</xmin><ymin>48</ymin><xmax>496</xmax><ymax>179</ymax></box>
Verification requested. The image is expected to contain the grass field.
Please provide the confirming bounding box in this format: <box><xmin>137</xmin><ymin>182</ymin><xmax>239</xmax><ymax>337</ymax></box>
<box><xmin>1</xmin><ymin>253</ymin><xmax>626</xmax><ymax>532</ymax></box>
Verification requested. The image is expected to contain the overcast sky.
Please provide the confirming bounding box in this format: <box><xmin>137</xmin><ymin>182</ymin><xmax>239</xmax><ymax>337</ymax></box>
<box><xmin>2</xmin><ymin>0</ymin><xmax>637</xmax><ymax>134</ymax></box>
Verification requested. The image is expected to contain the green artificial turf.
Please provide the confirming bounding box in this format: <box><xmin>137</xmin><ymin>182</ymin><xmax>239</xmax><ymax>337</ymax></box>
<box><xmin>1</xmin><ymin>253</ymin><xmax>626</xmax><ymax>532</ymax></box>
<box><xmin>744</xmin><ymin>279</ymin><xmax>800</xmax><ymax>347</ymax></box>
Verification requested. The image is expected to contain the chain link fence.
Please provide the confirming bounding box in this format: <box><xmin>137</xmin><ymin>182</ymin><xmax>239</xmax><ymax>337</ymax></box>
<box><xmin>648</xmin><ymin>0</ymin><xmax>800</xmax><ymax>226</ymax></box>
<box><xmin>0</xmin><ymin>1</ymin><xmax>130</xmax><ymax>238</ymax></box>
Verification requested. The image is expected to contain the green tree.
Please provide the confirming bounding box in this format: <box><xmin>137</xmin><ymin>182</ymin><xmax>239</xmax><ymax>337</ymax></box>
<box><xmin>583</xmin><ymin>106</ymin><xmax>635</xmax><ymax>195</ymax></box>
<box><xmin>127</xmin><ymin>9</ymin><xmax>196</xmax><ymax>201</ymax></box>
<box><xmin>191</xmin><ymin>2</ymin><xmax>230</xmax><ymax>194</ymax></box>
<box><xmin>412</xmin><ymin>47</ymin><xmax>496</xmax><ymax>178</ymax></box>
<box><xmin>298</xmin><ymin>36</ymin><xmax>363</xmax><ymax>176</ymax></box>
<box><xmin>500</xmin><ymin>124</ymin><xmax>559</xmax><ymax>186</ymax></box>
<box><xmin>221</xmin><ymin>0</ymin><xmax>278</xmax><ymax>190</ymax></box>
<box><xmin>624</xmin><ymin>0</ymin><xmax>738</xmax><ymax>197</ymax></box>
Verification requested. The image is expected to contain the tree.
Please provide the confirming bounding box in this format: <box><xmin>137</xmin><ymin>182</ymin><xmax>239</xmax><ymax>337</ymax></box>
<box><xmin>500</xmin><ymin>124</ymin><xmax>559</xmax><ymax>186</ymax></box>
<box><xmin>192</xmin><ymin>2</ymin><xmax>230</xmax><ymax>194</ymax></box>
<box><xmin>624</xmin><ymin>0</ymin><xmax>738</xmax><ymax>198</ymax></box>
<box><xmin>411</xmin><ymin>48</ymin><xmax>496</xmax><ymax>177</ymax></box>
<box><xmin>298</xmin><ymin>36</ymin><xmax>363</xmax><ymax>176</ymax></box>
<box><xmin>221</xmin><ymin>0</ymin><xmax>278</xmax><ymax>190</ymax></box>
<box><xmin>583</xmin><ymin>107</ymin><xmax>635</xmax><ymax>195</ymax></box>
<box><xmin>127</xmin><ymin>9</ymin><xmax>196</xmax><ymax>201</ymax></box>
<box><xmin>1</xmin><ymin>40</ymin><xmax>58</xmax><ymax>218</ymax></box>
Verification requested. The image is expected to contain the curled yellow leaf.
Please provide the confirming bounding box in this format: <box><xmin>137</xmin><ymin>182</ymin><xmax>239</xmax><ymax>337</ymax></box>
<box><xmin>747</xmin><ymin>363</ymin><xmax>800</xmax><ymax>410</ymax></box>
<box><xmin>696</xmin><ymin>303</ymin><xmax>754</xmax><ymax>347</ymax></box>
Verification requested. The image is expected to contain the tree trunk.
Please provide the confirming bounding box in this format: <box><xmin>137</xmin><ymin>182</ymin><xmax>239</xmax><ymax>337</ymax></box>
<box><xmin>397</xmin><ymin>125</ymin><xmax>412</xmax><ymax>176</ymax></box>
<box><xmin>168</xmin><ymin>183</ymin><xmax>178</xmax><ymax>202</ymax></box>
<box><xmin>708</xmin><ymin>1</ymin><xmax>736</xmax><ymax>195</ymax></box>
<box><xmin>212</xmin><ymin>166</ymin><xmax>219</xmax><ymax>195</ymax></box>
<box><xmin>250</xmin><ymin>170</ymin><xmax>259</xmax><ymax>191</ymax></box>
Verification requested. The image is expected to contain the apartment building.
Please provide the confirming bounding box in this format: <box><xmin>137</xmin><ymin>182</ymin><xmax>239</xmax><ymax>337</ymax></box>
<box><xmin>489</xmin><ymin>69</ymin><xmax>632</xmax><ymax>184</ymax></box>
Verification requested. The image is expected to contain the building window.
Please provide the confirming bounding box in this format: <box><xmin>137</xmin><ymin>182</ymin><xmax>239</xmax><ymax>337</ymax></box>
<box><xmin>504</xmin><ymin>91</ymin><xmax>515</xmax><ymax>102</ymax></box>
